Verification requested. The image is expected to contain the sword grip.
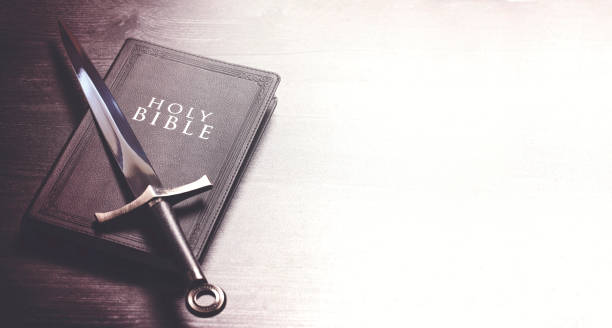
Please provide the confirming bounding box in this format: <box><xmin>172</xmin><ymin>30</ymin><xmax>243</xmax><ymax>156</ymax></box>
<box><xmin>149</xmin><ymin>199</ymin><xmax>203</xmax><ymax>282</ymax></box>
<box><xmin>148</xmin><ymin>199</ymin><xmax>226</xmax><ymax>316</ymax></box>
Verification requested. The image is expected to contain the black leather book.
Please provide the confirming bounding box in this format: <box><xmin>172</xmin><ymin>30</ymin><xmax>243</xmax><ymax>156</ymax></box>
<box><xmin>25</xmin><ymin>39</ymin><xmax>280</xmax><ymax>269</ymax></box>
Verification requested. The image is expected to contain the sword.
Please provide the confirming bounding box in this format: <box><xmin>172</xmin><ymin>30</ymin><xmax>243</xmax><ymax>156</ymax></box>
<box><xmin>58</xmin><ymin>20</ymin><xmax>226</xmax><ymax>316</ymax></box>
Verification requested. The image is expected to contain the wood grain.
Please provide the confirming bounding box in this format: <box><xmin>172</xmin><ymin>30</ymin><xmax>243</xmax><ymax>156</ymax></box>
<box><xmin>4</xmin><ymin>1</ymin><xmax>612</xmax><ymax>327</ymax></box>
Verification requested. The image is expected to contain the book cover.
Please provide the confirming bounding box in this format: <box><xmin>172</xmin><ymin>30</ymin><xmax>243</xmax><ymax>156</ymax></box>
<box><xmin>25</xmin><ymin>39</ymin><xmax>280</xmax><ymax>269</ymax></box>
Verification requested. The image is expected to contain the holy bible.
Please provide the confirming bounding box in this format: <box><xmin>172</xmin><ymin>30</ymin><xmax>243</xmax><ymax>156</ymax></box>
<box><xmin>24</xmin><ymin>39</ymin><xmax>280</xmax><ymax>269</ymax></box>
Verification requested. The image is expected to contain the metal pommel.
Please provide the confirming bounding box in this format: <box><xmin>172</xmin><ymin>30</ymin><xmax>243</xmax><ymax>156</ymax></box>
<box><xmin>186</xmin><ymin>281</ymin><xmax>226</xmax><ymax>316</ymax></box>
<box><xmin>94</xmin><ymin>175</ymin><xmax>213</xmax><ymax>223</ymax></box>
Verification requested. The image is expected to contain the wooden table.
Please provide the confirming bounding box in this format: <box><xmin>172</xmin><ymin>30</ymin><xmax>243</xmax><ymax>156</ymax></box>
<box><xmin>3</xmin><ymin>1</ymin><xmax>612</xmax><ymax>327</ymax></box>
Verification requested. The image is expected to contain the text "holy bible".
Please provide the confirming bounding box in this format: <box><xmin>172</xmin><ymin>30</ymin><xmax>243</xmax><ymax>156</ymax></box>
<box><xmin>131</xmin><ymin>97</ymin><xmax>214</xmax><ymax>140</ymax></box>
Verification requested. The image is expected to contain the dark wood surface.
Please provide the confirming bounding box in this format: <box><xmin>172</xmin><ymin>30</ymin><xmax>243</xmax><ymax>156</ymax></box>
<box><xmin>3</xmin><ymin>1</ymin><xmax>612</xmax><ymax>327</ymax></box>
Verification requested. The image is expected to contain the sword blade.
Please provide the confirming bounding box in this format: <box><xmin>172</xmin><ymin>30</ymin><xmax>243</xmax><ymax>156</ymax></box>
<box><xmin>58</xmin><ymin>20</ymin><xmax>161</xmax><ymax>195</ymax></box>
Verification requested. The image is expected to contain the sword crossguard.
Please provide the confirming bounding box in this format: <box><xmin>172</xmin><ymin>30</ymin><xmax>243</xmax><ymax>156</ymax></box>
<box><xmin>94</xmin><ymin>175</ymin><xmax>213</xmax><ymax>223</ymax></box>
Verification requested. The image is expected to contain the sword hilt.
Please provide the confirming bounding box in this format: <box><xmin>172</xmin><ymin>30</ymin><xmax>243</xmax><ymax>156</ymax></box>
<box><xmin>94</xmin><ymin>175</ymin><xmax>213</xmax><ymax>223</ymax></box>
<box><xmin>95</xmin><ymin>174</ymin><xmax>226</xmax><ymax>316</ymax></box>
